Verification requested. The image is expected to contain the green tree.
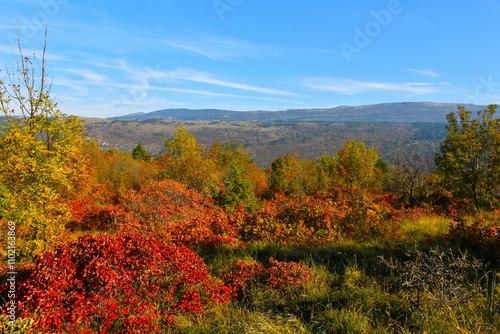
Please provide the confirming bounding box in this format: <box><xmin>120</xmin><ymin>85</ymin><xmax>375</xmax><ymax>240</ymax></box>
<box><xmin>435</xmin><ymin>105</ymin><xmax>500</xmax><ymax>211</ymax></box>
<box><xmin>132</xmin><ymin>144</ymin><xmax>152</xmax><ymax>162</ymax></box>
<box><xmin>269</xmin><ymin>153</ymin><xmax>327</xmax><ymax>200</ymax></box>
<box><xmin>269</xmin><ymin>153</ymin><xmax>303</xmax><ymax>198</ymax></box>
<box><xmin>213</xmin><ymin>141</ymin><xmax>260</xmax><ymax>212</ymax></box>
<box><xmin>218</xmin><ymin>164</ymin><xmax>258</xmax><ymax>212</ymax></box>
<box><xmin>315</xmin><ymin>152</ymin><xmax>337</xmax><ymax>192</ymax></box>
<box><xmin>334</xmin><ymin>140</ymin><xmax>385</xmax><ymax>198</ymax></box>
<box><xmin>0</xmin><ymin>32</ymin><xmax>89</xmax><ymax>257</ymax></box>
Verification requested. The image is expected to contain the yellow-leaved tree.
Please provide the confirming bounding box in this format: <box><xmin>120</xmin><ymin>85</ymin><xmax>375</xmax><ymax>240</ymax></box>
<box><xmin>162</xmin><ymin>126</ymin><xmax>221</xmax><ymax>196</ymax></box>
<box><xmin>0</xmin><ymin>32</ymin><xmax>89</xmax><ymax>258</ymax></box>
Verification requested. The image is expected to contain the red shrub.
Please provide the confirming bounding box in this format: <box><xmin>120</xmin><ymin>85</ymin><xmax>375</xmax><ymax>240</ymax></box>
<box><xmin>2</xmin><ymin>233</ymin><xmax>230</xmax><ymax>333</ymax></box>
<box><xmin>121</xmin><ymin>180</ymin><xmax>211</xmax><ymax>226</ymax></box>
<box><xmin>119</xmin><ymin>180</ymin><xmax>240</xmax><ymax>249</ymax></box>
<box><xmin>267</xmin><ymin>257</ymin><xmax>312</xmax><ymax>290</ymax></box>
<box><xmin>237</xmin><ymin>193</ymin><xmax>400</xmax><ymax>245</ymax></box>
<box><xmin>236</xmin><ymin>195</ymin><xmax>343</xmax><ymax>246</ymax></box>
<box><xmin>223</xmin><ymin>258</ymin><xmax>312</xmax><ymax>299</ymax></box>
<box><xmin>166</xmin><ymin>207</ymin><xmax>240</xmax><ymax>248</ymax></box>
<box><xmin>222</xmin><ymin>260</ymin><xmax>264</xmax><ymax>299</ymax></box>
<box><xmin>446</xmin><ymin>221</ymin><xmax>500</xmax><ymax>261</ymax></box>
<box><xmin>388</xmin><ymin>205</ymin><xmax>436</xmax><ymax>224</ymax></box>
<box><xmin>67</xmin><ymin>198</ymin><xmax>123</xmax><ymax>231</ymax></box>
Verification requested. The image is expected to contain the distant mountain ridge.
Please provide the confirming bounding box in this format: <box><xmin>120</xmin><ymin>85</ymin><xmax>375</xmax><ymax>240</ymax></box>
<box><xmin>112</xmin><ymin>102</ymin><xmax>490</xmax><ymax>123</ymax></box>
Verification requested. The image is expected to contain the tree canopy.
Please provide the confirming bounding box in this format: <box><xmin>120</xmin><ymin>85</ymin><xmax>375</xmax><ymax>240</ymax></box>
<box><xmin>0</xmin><ymin>32</ymin><xmax>89</xmax><ymax>257</ymax></box>
<box><xmin>435</xmin><ymin>105</ymin><xmax>500</xmax><ymax>211</ymax></box>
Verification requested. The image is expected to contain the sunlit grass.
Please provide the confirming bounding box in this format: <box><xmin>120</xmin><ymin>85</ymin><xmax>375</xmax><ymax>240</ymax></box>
<box><xmin>171</xmin><ymin>303</ymin><xmax>309</xmax><ymax>334</ymax></box>
<box><xmin>399</xmin><ymin>214</ymin><xmax>450</xmax><ymax>243</ymax></box>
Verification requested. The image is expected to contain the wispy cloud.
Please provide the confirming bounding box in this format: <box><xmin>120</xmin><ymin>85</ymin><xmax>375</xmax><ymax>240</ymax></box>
<box><xmin>52</xmin><ymin>76</ymin><xmax>85</xmax><ymax>91</ymax></box>
<box><xmin>162</xmin><ymin>34</ymin><xmax>282</xmax><ymax>61</ymax></box>
<box><xmin>54</xmin><ymin>94</ymin><xmax>85</xmax><ymax>103</ymax></box>
<box><xmin>0</xmin><ymin>23</ymin><xmax>19</xmax><ymax>31</ymax></box>
<box><xmin>49</xmin><ymin>59</ymin><xmax>303</xmax><ymax>117</ymax></box>
<box><xmin>406</xmin><ymin>68</ymin><xmax>441</xmax><ymax>79</ymax></box>
<box><xmin>302</xmin><ymin>78</ymin><xmax>439</xmax><ymax>95</ymax></box>
<box><xmin>63</xmin><ymin>68</ymin><xmax>108</xmax><ymax>82</ymax></box>
<box><xmin>148</xmin><ymin>86</ymin><xmax>302</xmax><ymax>105</ymax></box>
<box><xmin>0</xmin><ymin>43</ymin><xmax>19</xmax><ymax>56</ymax></box>
<box><xmin>137</xmin><ymin>68</ymin><xmax>299</xmax><ymax>96</ymax></box>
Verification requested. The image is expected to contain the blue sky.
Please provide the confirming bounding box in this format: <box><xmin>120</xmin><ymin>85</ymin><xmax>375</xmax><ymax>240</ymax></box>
<box><xmin>1</xmin><ymin>0</ymin><xmax>500</xmax><ymax>117</ymax></box>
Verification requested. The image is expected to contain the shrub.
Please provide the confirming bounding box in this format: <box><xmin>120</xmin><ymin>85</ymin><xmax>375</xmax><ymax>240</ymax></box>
<box><xmin>237</xmin><ymin>194</ymin><xmax>400</xmax><ymax>246</ymax></box>
<box><xmin>223</xmin><ymin>258</ymin><xmax>312</xmax><ymax>300</ymax></box>
<box><xmin>446</xmin><ymin>220</ymin><xmax>500</xmax><ymax>262</ymax></box>
<box><xmin>379</xmin><ymin>247</ymin><xmax>485</xmax><ymax>308</ymax></box>
<box><xmin>236</xmin><ymin>195</ymin><xmax>343</xmax><ymax>246</ymax></box>
<box><xmin>1</xmin><ymin>233</ymin><xmax>231</xmax><ymax>333</ymax></box>
<box><xmin>119</xmin><ymin>180</ymin><xmax>240</xmax><ymax>249</ymax></box>
<box><xmin>0</xmin><ymin>314</ymin><xmax>33</xmax><ymax>333</ymax></box>
<box><xmin>66</xmin><ymin>198</ymin><xmax>123</xmax><ymax>231</ymax></box>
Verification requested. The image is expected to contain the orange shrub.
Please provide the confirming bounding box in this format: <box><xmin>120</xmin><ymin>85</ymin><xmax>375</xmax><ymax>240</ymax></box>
<box><xmin>119</xmin><ymin>180</ymin><xmax>240</xmax><ymax>249</ymax></box>
<box><xmin>446</xmin><ymin>220</ymin><xmax>500</xmax><ymax>262</ymax></box>
<box><xmin>236</xmin><ymin>193</ymin><xmax>400</xmax><ymax>245</ymax></box>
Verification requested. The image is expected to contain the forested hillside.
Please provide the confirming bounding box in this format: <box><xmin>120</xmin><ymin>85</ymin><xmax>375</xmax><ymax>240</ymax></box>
<box><xmin>84</xmin><ymin>119</ymin><xmax>446</xmax><ymax>167</ymax></box>
<box><xmin>111</xmin><ymin>102</ymin><xmax>487</xmax><ymax>123</ymax></box>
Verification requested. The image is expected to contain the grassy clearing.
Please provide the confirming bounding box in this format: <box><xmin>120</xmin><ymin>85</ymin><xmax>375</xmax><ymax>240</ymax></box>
<box><xmin>186</xmin><ymin>213</ymin><xmax>500</xmax><ymax>334</ymax></box>
<box><xmin>398</xmin><ymin>214</ymin><xmax>450</xmax><ymax>242</ymax></box>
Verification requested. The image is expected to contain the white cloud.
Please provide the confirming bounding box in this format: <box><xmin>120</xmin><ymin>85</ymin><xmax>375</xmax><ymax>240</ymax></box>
<box><xmin>406</xmin><ymin>68</ymin><xmax>441</xmax><ymax>79</ymax></box>
<box><xmin>136</xmin><ymin>68</ymin><xmax>299</xmax><ymax>97</ymax></box>
<box><xmin>0</xmin><ymin>43</ymin><xmax>19</xmax><ymax>56</ymax></box>
<box><xmin>303</xmin><ymin>78</ymin><xmax>439</xmax><ymax>95</ymax></box>
<box><xmin>52</xmin><ymin>76</ymin><xmax>85</xmax><ymax>91</ymax></box>
<box><xmin>148</xmin><ymin>86</ymin><xmax>302</xmax><ymax>104</ymax></box>
<box><xmin>0</xmin><ymin>23</ymin><xmax>19</xmax><ymax>32</ymax></box>
<box><xmin>162</xmin><ymin>33</ymin><xmax>282</xmax><ymax>61</ymax></box>
<box><xmin>54</xmin><ymin>94</ymin><xmax>85</xmax><ymax>103</ymax></box>
<box><xmin>63</xmin><ymin>68</ymin><xmax>107</xmax><ymax>82</ymax></box>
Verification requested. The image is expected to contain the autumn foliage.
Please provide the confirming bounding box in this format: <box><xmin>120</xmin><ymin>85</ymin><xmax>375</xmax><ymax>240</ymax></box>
<box><xmin>119</xmin><ymin>180</ymin><xmax>240</xmax><ymax>248</ymax></box>
<box><xmin>3</xmin><ymin>37</ymin><xmax>500</xmax><ymax>332</ymax></box>
<box><xmin>236</xmin><ymin>193</ymin><xmax>399</xmax><ymax>246</ymax></box>
<box><xmin>5</xmin><ymin>233</ymin><xmax>230</xmax><ymax>332</ymax></box>
<box><xmin>222</xmin><ymin>258</ymin><xmax>312</xmax><ymax>300</ymax></box>
<box><xmin>67</xmin><ymin>198</ymin><xmax>123</xmax><ymax>231</ymax></box>
<box><xmin>446</xmin><ymin>220</ymin><xmax>500</xmax><ymax>262</ymax></box>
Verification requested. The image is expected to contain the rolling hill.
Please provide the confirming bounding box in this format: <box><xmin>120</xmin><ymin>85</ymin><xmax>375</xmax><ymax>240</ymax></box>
<box><xmin>83</xmin><ymin>102</ymin><xmax>492</xmax><ymax>167</ymax></box>
<box><xmin>112</xmin><ymin>102</ymin><xmax>487</xmax><ymax>123</ymax></box>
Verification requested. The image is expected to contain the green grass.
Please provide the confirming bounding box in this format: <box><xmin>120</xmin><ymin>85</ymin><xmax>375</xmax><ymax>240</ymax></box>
<box><xmin>398</xmin><ymin>214</ymin><xmax>450</xmax><ymax>246</ymax></box>
<box><xmin>189</xmin><ymin>215</ymin><xmax>500</xmax><ymax>334</ymax></box>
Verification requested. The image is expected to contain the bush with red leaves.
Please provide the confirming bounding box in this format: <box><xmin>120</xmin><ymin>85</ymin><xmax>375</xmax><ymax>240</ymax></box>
<box><xmin>446</xmin><ymin>220</ymin><xmax>500</xmax><ymax>262</ymax></box>
<box><xmin>237</xmin><ymin>193</ymin><xmax>400</xmax><ymax>246</ymax></box>
<box><xmin>1</xmin><ymin>233</ymin><xmax>231</xmax><ymax>333</ymax></box>
<box><xmin>67</xmin><ymin>198</ymin><xmax>123</xmax><ymax>231</ymax></box>
<box><xmin>120</xmin><ymin>180</ymin><xmax>240</xmax><ymax>248</ymax></box>
<box><xmin>223</xmin><ymin>258</ymin><xmax>312</xmax><ymax>300</ymax></box>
